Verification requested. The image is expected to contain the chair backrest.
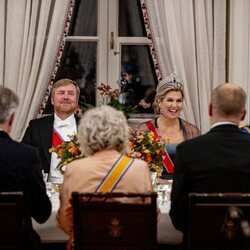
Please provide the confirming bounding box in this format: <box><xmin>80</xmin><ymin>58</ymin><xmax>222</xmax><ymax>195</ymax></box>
<box><xmin>72</xmin><ymin>192</ymin><xmax>157</xmax><ymax>250</ymax></box>
<box><xmin>188</xmin><ymin>192</ymin><xmax>250</xmax><ymax>250</ymax></box>
<box><xmin>0</xmin><ymin>192</ymin><xmax>24</xmax><ymax>250</ymax></box>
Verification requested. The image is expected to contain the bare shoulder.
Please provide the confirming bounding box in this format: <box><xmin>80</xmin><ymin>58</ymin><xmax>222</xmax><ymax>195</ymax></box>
<box><xmin>180</xmin><ymin>118</ymin><xmax>200</xmax><ymax>137</ymax></box>
<box><xmin>180</xmin><ymin>118</ymin><xmax>197</xmax><ymax>128</ymax></box>
<box><xmin>137</xmin><ymin>120</ymin><xmax>152</xmax><ymax>131</ymax></box>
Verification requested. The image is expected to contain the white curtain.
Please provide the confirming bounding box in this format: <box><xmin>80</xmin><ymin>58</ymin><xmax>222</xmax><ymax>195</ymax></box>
<box><xmin>0</xmin><ymin>0</ymin><xmax>72</xmax><ymax>140</ymax></box>
<box><xmin>142</xmin><ymin>0</ymin><xmax>226</xmax><ymax>133</ymax></box>
<box><xmin>228</xmin><ymin>0</ymin><xmax>250</xmax><ymax>126</ymax></box>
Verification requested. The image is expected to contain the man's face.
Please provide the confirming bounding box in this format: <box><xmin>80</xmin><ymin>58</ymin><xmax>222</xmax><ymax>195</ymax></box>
<box><xmin>122</xmin><ymin>72</ymin><xmax>133</xmax><ymax>82</ymax></box>
<box><xmin>51</xmin><ymin>84</ymin><xmax>78</xmax><ymax>117</ymax></box>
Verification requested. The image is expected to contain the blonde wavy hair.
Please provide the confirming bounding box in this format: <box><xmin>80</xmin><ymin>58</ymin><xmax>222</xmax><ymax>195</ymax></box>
<box><xmin>78</xmin><ymin>105</ymin><xmax>129</xmax><ymax>156</ymax></box>
<box><xmin>153</xmin><ymin>82</ymin><xmax>184</xmax><ymax>115</ymax></box>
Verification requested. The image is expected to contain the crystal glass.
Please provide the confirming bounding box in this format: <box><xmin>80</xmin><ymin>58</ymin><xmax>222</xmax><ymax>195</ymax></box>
<box><xmin>150</xmin><ymin>172</ymin><xmax>157</xmax><ymax>185</ymax></box>
<box><xmin>157</xmin><ymin>184</ymin><xmax>170</xmax><ymax>205</ymax></box>
<box><xmin>45</xmin><ymin>182</ymin><xmax>55</xmax><ymax>197</ymax></box>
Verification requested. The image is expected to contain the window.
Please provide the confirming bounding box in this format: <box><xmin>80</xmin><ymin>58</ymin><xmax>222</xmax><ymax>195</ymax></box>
<box><xmin>49</xmin><ymin>0</ymin><xmax>157</xmax><ymax>115</ymax></box>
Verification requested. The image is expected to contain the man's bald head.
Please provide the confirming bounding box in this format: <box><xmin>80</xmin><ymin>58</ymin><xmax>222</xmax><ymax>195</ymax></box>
<box><xmin>210</xmin><ymin>83</ymin><xmax>246</xmax><ymax>124</ymax></box>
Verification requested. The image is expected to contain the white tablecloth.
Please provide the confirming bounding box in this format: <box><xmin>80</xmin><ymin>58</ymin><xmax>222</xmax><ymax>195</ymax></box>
<box><xmin>33</xmin><ymin>194</ymin><xmax>67</xmax><ymax>243</ymax></box>
<box><xmin>33</xmin><ymin>192</ymin><xmax>183</xmax><ymax>245</ymax></box>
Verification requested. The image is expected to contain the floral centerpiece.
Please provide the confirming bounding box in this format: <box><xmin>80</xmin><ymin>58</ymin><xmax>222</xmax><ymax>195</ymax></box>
<box><xmin>49</xmin><ymin>129</ymin><xmax>166</xmax><ymax>177</ymax></box>
<box><xmin>128</xmin><ymin>129</ymin><xmax>166</xmax><ymax>177</ymax></box>
<box><xmin>49</xmin><ymin>134</ymin><xmax>82</xmax><ymax>174</ymax></box>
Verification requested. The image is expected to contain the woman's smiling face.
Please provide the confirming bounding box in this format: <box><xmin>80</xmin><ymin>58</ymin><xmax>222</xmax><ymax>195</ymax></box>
<box><xmin>158</xmin><ymin>90</ymin><xmax>183</xmax><ymax>119</ymax></box>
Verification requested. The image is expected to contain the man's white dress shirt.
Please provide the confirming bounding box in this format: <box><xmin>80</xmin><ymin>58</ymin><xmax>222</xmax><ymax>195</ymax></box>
<box><xmin>49</xmin><ymin>114</ymin><xmax>77</xmax><ymax>183</ymax></box>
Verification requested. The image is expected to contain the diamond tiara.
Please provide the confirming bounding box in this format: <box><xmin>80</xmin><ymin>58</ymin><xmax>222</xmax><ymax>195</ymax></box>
<box><xmin>156</xmin><ymin>72</ymin><xmax>183</xmax><ymax>92</ymax></box>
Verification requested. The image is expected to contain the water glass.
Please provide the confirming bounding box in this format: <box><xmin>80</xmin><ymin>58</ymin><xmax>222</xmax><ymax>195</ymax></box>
<box><xmin>52</xmin><ymin>183</ymin><xmax>63</xmax><ymax>193</ymax></box>
<box><xmin>157</xmin><ymin>184</ymin><xmax>170</xmax><ymax>204</ymax></box>
<box><xmin>45</xmin><ymin>182</ymin><xmax>54</xmax><ymax>197</ymax></box>
<box><xmin>150</xmin><ymin>172</ymin><xmax>157</xmax><ymax>186</ymax></box>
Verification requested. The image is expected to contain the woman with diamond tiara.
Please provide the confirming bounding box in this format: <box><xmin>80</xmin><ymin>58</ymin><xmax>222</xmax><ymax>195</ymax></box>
<box><xmin>138</xmin><ymin>73</ymin><xmax>200</xmax><ymax>180</ymax></box>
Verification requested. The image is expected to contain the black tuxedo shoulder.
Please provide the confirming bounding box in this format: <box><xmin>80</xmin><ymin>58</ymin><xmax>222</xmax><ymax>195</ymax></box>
<box><xmin>29</xmin><ymin>114</ymin><xmax>80</xmax><ymax>125</ymax></box>
<box><xmin>4</xmin><ymin>137</ymin><xmax>40</xmax><ymax>163</ymax></box>
<box><xmin>29</xmin><ymin>114</ymin><xmax>54</xmax><ymax>125</ymax></box>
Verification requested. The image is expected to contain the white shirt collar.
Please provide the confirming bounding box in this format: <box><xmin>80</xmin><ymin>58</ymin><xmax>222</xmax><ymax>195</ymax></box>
<box><xmin>54</xmin><ymin>114</ymin><xmax>75</xmax><ymax>128</ymax></box>
<box><xmin>211</xmin><ymin>121</ymin><xmax>238</xmax><ymax>129</ymax></box>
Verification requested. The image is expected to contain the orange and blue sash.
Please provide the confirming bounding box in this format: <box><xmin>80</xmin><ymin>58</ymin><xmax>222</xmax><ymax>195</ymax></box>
<box><xmin>145</xmin><ymin>121</ymin><xmax>174</xmax><ymax>174</ymax></box>
<box><xmin>95</xmin><ymin>155</ymin><xmax>134</xmax><ymax>193</ymax></box>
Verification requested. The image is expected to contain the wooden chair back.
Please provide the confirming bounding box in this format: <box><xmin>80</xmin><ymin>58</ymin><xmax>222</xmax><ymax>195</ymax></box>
<box><xmin>0</xmin><ymin>192</ymin><xmax>24</xmax><ymax>250</ymax></box>
<box><xmin>72</xmin><ymin>192</ymin><xmax>157</xmax><ymax>250</ymax></box>
<box><xmin>188</xmin><ymin>193</ymin><xmax>250</xmax><ymax>250</ymax></box>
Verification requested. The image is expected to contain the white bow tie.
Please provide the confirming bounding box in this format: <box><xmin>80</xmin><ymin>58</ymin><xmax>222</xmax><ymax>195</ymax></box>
<box><xmin>57</xmin><ymin>121</ymin><xmax>70</xmax><ymax>128</ymax></box>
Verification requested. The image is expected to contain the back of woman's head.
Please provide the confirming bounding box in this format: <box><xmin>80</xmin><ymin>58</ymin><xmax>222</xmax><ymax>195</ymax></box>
<box><xmin>78</xmin><ymin>105</ymin><xmax>129</xmax><ymax>156</ymax></box>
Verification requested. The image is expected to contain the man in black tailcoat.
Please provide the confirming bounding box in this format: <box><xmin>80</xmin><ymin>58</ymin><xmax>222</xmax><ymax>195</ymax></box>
<box><xmin>0</xmin><ymin>86</ymin><xmax>51</xmax><ymax>250</ymax></box>
<box><xmin>170</xmin><ymin>83</ymin><xmax>250</xmax><ymax>249</ymax></box>
<box><xmin>22</xmin><ymin>79</ymin><xmax>80</xmax><ymax>183</ymax></box>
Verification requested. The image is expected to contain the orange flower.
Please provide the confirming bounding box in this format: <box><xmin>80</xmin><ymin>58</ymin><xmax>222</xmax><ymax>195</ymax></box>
<box><xmin>145</xmin><ymin>155</ymin><xmax>152</xmax><ymax>163</ymax></box>
<box><xmin>49</xmin><ymin>134</ymin><xmax>82</xmax><ymax>174</ymax></box>
<box><xmin>128</xmin><ymin>141</ymin><xmax>134</xmax><ymax>148</ymax></box>
<box><xmin>128</xmin><ymin>129</ymin><xmax>165</xmax><ymax>176</ymax></box>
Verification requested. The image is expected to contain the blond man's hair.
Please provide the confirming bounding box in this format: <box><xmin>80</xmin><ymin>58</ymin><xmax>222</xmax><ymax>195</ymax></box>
<box><xmin>51</xmin><ymin>79</ymin><xmax>80</xmax><ymax>100</ymax></box>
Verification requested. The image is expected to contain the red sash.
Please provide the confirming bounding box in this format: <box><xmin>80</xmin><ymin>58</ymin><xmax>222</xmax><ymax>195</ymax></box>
<box><xmin>52</xmin><ymin>128</ymin><xmax>64</xmax><ymax>147</ymax></box>
<box><xmin>145</xmin><ymin>121</ymin><xmax>174</xmax><ymax>174</ymax></box>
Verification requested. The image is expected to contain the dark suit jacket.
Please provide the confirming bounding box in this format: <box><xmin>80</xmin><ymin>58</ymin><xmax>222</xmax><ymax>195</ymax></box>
<box><xmin>170</xmin><ymin>124</ymin><xmax>250</xmax><ymax>246</ymax></box>
<box><xmin>21</xmin><ymin>114</ymin><xmax>80</xmax><ymax>173</ymax></box>
<box><xmin>0</xmin><ymin>131</ymin><xmax>51</xmax><ymax>250</ymax></box>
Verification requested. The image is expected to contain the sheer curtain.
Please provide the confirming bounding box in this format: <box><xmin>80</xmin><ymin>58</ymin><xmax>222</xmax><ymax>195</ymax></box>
<box><xmin>228</xmin><ymin>0</ymin><xmax>250</xmax><ymax>126</ymax></box>
<box><xmin>141</xmin><ymin>0</ymin><xmax>226</xmax><ymax>133</ymax></box>
<box><xmin>0</xmin><ymin>0</ymin><xmax>73</xmax><ymax>140</ymax></box>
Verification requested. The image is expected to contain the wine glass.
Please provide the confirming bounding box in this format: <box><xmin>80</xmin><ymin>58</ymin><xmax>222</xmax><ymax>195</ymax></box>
<box><xmin>150</xmin><ymin>171</ymin><xmax>158</xmax><ymax>191</ymax></box>
<box><xmin>157</xmin><ymin>184</ymin><xmax>170</xmax><ymax>205</ymax></box>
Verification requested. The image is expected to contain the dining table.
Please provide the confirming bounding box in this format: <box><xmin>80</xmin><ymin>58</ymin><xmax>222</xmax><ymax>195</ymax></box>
<box><xmin>33</xmin><ymin>183</ymin><xmax>183</xmax><ymax>246</ymax></box>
